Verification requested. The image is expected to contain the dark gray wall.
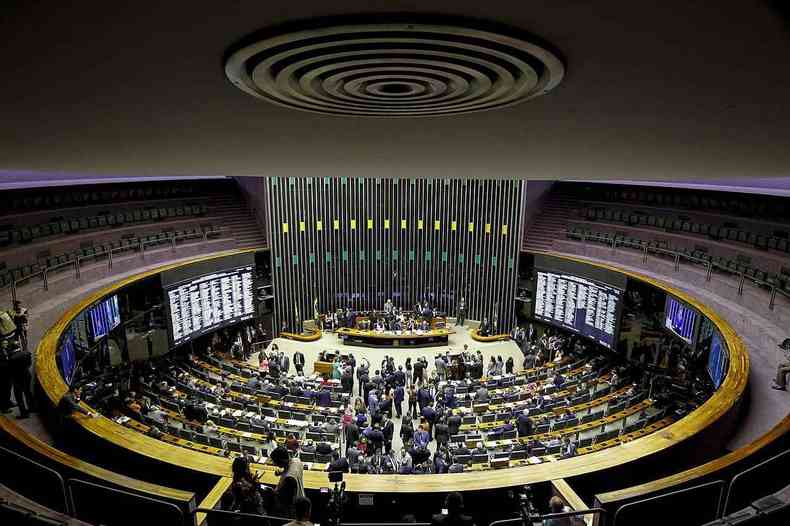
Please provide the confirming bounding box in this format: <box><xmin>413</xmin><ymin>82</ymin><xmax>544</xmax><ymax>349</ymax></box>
<box><xmin>267</xmin><ymin>177</ymin><xmax>525</xmax><ymax>333</ymax></box>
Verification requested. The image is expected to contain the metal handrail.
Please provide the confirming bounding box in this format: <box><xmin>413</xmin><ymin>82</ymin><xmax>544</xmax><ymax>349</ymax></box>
<box><xmin>67</xmin><ymin>478</ymin><xmax>184</xmax><ymax>525</ymax></box>
<box><xmin>611</xmin><ymin>480</ymin><xmax>726</xmax><ymax>526</ymax></box>
<box><xmin>565</xmin><ymin>229</ymin><xmax>786</xmax><ymax>310</ymax></box>
<box><xmin>489</xmin><ymin>508</ymin><xmax>606</xmax><ymax>526</ymax></box>
<box><xmin>722</xmin><ymin>448</ymin><xmax>790</xmax><ymax>517</ymax></box>
<box><xmin>0</xmin><ymin>445</ymin><xmax>70</xmax><ymax>516</ymax></box>
<box><xmin>5</xmin><ymin>227</ymin><xmax>228</xmax><ymax>301</ymax></box>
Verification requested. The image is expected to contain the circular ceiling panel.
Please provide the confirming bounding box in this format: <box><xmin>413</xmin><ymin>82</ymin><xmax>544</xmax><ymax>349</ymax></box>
<box><xmin>224</xmin><ymin>21</ymin><xmax>565</xmax><ymax>117</ymax></box>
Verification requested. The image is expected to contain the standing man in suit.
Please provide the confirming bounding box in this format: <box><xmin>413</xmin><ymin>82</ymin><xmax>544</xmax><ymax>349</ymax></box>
<box><xmin>293</xmin><ymin>351</ymin><xmax>305</xmax><ymax>377</ymax></box>
<box><xmin>280</xmin><ymin>352</ymin><xmax>290</xmax><ymax>376</ymax></box>
<box><xmin>393</xmin><ymin>383</ymin><xmax>404</xmax><ymax>418</ymax></box>
<box><xmin>456</xmin><ymin>297</ymin><xmax>466</xmax><ymax>327</ymax></box>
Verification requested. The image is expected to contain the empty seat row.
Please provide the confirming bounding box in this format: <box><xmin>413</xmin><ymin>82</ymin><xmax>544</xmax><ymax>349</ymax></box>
<box><xmin>1</xmin><ymin>180</ymin><xmax>226</xmax><ymax>217</ymax></box>
<box><xmin>0</xmin><ymin>204</ymin><xmax>208</xmax><ymax>248</ymax></box>
<box><xmin>566</xmin><ymin>226</ymin><xmax>790</xmax><ymax>293</ymax></box>
<box><xmin>579</xmin><ymin>207</ymin><xmax>790</xmax><ymax>254</ymax></box>
<box><xmin>0</xmin><ymin>225</ymin><xmax>218</xmax><ymax>288</ymax></box>
<box><xmin>564</xmin><ymin>182</ymin><xmax>790</xmax><ymax>223</ymax></box>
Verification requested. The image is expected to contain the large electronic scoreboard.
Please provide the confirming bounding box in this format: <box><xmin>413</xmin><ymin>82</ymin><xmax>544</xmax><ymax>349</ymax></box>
<box><xmin>165</xmin><ymin>264</ymin><xmax>255</xmax><ymax>346</ymax></box>
<box><xmin>534</xmin><ymin>270</ymin><xmax>622</xmax><ymax>348</ymax></box>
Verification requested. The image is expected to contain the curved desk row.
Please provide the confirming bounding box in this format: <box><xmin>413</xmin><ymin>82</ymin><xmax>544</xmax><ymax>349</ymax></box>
<box><xmin>33</xmin><ymin>250</ymin><xmax>750</xmax><ymax>494</ymax></box>
<box><xmin>470</xmin><ymin>329</ymin><xmax>511</xmax><ymax>342</ymax></box>
<box><xmin>336</xmin><ymin>327</ymin><xmax>456</xmax><ymax>348</ymax></box>
<box><xmin>280</xmin><ymin>328</ymin><xmax>322</xmax><ymax>342</ymax></box>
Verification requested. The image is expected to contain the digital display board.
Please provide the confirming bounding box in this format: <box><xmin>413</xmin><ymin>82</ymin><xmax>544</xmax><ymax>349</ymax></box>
<box><xmin>88</xmin><ymin>295</ymin><xmax>121</xmax><ymax>341</ymax></box>
<box><xmin>534</xmin><ymin>270</ymin><xmax>622</xmax><ymax>348</ymax></box>
<box><xmin>706</xmin><ymin>331</ymin><xmax>728</xmax><ymax>388</ymax></box>
<box><xmin>664</xmin><ymin>296</ymin><xmax>697</xmax><ymax>345</ymax></box>
<box><xmin>165</xmin><ymin>265</ymin><xmax>255</xmax><ymax>347</ymax></box>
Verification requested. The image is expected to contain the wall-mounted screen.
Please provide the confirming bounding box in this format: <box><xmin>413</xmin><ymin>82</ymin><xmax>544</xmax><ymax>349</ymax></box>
<box><xmin>165</xmin><ymin>264</ymin><xmax>255</xmax><ymax>347</ymax></box>
<box><xmin>88</xmin><ymin>295</ymin><xmax>121</xmax><ymax>341</ymax></box>
<box><xmin>59</xmin><ymin>331</ymin><xmax>77</xmax><ymax>385</ymax></box>
<box><xmin>664</xmin><ymin>296</ymin><xmax>697</xmax><ymax>345</ymax></box>
<box><xmin>706</xmin><ymin>331</ymin><xmax>728</xmax><ymax>388</ymax></box>
<box><xmin>533</xmin><ymin>270</ymin><xmax>622</xmax><ymax>348</ymax></box>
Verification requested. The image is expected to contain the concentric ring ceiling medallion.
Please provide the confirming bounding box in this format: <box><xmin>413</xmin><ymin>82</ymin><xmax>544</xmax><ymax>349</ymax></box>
<box><xmin>224</xmin><ymin>20</ymin><xmax>565</xmax><ymax>117</ymax></box>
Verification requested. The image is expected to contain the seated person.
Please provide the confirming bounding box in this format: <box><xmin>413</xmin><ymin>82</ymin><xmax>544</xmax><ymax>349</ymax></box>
<box><xmin>431</xmin><ymin>492</ymin><xmax>474</xmax><ymax>526</ymax></box>
<box><xmin>327</xmin><ymin>451</ymin><xmax>349</xmax><ymax>473</ymax></box>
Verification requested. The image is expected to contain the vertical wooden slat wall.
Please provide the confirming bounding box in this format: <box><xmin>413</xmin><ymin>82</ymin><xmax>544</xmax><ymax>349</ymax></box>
<box><xmin>267</xmin><ymin>178</ymin><xmax>524</xmax><ymax>335</ymax></box>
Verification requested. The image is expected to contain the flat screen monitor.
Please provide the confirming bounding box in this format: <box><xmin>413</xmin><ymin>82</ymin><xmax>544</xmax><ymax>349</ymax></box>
<box><xmin>664</xmin><ymin>296</ymin><xmax>697</xmax><ymax>345</ymax></box>
<box><xmin>533</xmin><ymin>270</ymin><xmax>623</xmax><ymax>349</ymax></box>
<box><xmin>706</xmin><ymin>331</ymin><xmax>728</xmax><ymax>388</ymax></box>
<box><xmin>88</xmin><ymin>295</ymin><xmax>121</xmax><ymax>341</ymax></box>
<box><xmin>59</xmin><ymin>331</ymin><xmax>77</xmax><ymax>385</ymax></box>
<box><xmin>165</xmin><ymin>264</ymin><xmax>255</xmax><ymax>347</ymax></box>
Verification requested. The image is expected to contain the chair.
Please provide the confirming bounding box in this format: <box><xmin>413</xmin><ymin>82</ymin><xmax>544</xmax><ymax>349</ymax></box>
<box><xmin>502</xmin><ymin>430</ymin><xmax>517</xmax><ymax>440</ymax></box>
<box><xmin>252</xmin><ymin>424</ymin><xmax>269</xmax><ymax>436</ymax></box>
<box><xmin>242</xmin><ymin>445</ymin><xmax>258</xmax><ymax>456</ymax></box>
<box><xmin>511</xmin><ymin>449</ymin><xmax>527</xmax><ymax>460</ymax></box>
<box><xmin>531</xmin><ymin>446</ymin><xmax>546</xmax><ymax>456</ymax></box>
<box><xmin>301</xmin><ymin>451</ymin><xmax>315</xmax><ymax>462</ymax></box>
<box><xmin>227</xmin><ymin>442</ymin><xmax>242</xmax><ymax>453</ymax></box>
<box><xmin>472</xmin><ymin>454</ymin><xmax>489</xmax><ymax>464</ymax></box>
<box><xmin>220</xmin><ymin>416</ymin><xmax>236</xmax><ymax>429</ymax></box>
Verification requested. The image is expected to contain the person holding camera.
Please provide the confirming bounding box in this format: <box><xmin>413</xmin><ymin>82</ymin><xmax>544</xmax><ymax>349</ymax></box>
<box><xmin>222</xmin><ymin>456</ymin><xmax>265</xmax><ymax>516</ymax></box>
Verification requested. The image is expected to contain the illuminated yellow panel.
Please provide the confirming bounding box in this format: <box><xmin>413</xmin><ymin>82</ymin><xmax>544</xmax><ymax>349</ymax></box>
<box><xmin>485</xmin><ymin>223</ymin><xmax>491</xmax><ymax>234</ymax></box>
<box><xmin>502</xmin><ymin>224</ymin><xmax>508</xmax><ymax>235</ymax></box>
<box><xmin>316</xmin><ymin>220</ymin><xmax>323</xmax><ymax>231</ymax></box>
<box><xmin>351</xmin><ymin>219</ymin><xmax>357</xmax><ymax>230</ymax></box>
<box><xmin>384</xmin><ymin>219</ymin><xmax>390</xmax><ymax>229</ymax></box>
<box><xmin>468</xmin><ymin>222</ymin><xmax>474</xmax><ymax>232</ymax></box>
<box><xmin>434</xmin><ymin>220</ymin><xmax>440</xmax><ymax>230</ymax></box>
<box><xmin>367</xmin><ymin>218</ymin><xmax>373</xmax><ymax>229</ymax></box>
<box><xmin>282</xmin><ymin>222</ymin><xmax>289</xmax><ymax>233</ymax></box>
<box><xmin>401</xmin><ymin>219</ymin><xmax>407</xmax><ymax>229</ymax></box>
<box><xmin>299</xmin><ymin>221</ymin><xmax>305</xmax><ymax>232</ymax></box>
<box><xmin>333</xmin><ymin>219</ymin><xmax>339</xmax><ymax>230</ymax></box>
<box><xmin>418</xmin><ymin>219</ymin><xmax>424</xmax><ymax>230</ymax></box>
<box><xmin>451</xmin><ymin>221</ymin><xmax>457</xmax><ymax>231</ymax></box>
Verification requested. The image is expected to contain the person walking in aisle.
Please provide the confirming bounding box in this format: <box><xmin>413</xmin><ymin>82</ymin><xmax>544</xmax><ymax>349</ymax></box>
<box><xmin>293</xmin><ymin>350</ymin><xmax>305</xmax><ymax>376</ymax></box>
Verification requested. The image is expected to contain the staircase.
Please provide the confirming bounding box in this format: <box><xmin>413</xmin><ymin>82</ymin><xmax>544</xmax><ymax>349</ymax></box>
<box><xmin>522</xmin><ymin>191</ymin><xmax>577</xmax><ymax>252</ymax></box>
<box><xmin>208</xmin><ymin>193</ymin><xmax>268</xmax><ymax>249</ymax></box>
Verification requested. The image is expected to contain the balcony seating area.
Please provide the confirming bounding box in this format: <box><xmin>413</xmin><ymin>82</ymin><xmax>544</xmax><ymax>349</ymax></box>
<box><xmin>0</xmin><ymin>179</ymin><xmax>267</xmax><ymax>289</ymax></box>
<box><xmin>564</xmin><ymin>225</ymin><xmax>790</xmax><ymax>294</ymax></box>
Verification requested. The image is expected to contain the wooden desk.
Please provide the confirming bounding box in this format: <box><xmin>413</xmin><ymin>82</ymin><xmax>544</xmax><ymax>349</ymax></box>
<box><xmin>470</xmin><ymin>329</ymin><xmax>511</xmax><ymax>342</ymax></box>
<box><xmin>280</xmin><ymin>328</ymin><xmax>322</xmax><ymax>342</ymax></box>
<box><xmin>336</xmin><ymin>327</ymin><xmax>455</xmax><ymax>348</ymax></box>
